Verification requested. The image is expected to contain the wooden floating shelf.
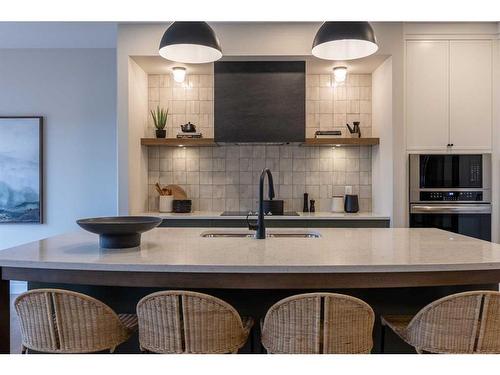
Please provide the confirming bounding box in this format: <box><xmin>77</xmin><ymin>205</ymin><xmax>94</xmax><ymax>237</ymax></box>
<box><xmin>141</xmin><ymin>138</ymin><xmax>217</xmax><ymax>147</ymax></box>
<box><xmin>140</xmin><ymin>137</ymin><xmax>380</xmax><ymax>147</ymax></box>
<box><xmin>304</xmin><ymin>137</ymin><xmax>380</xmax><ymax>146</ymax></box>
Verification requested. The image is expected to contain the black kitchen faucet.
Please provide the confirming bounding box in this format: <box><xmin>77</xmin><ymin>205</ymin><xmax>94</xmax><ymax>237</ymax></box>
<box><xmin>248</xmin><ymin>168</ymin><xmax>275</xmax><ymax>239</ymax></box>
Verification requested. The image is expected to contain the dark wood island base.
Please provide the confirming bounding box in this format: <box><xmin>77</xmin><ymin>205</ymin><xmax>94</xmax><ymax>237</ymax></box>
<box><xmin>2</xmin><ymin>266</ymin><xmax>499</xmax><ymax>354</ymax></box>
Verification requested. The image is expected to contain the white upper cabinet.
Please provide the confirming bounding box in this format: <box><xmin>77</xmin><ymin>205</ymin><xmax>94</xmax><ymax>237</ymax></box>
<box><xmin>406</xmin><ymin>41</ymin><xmax>449</xmax><ymax>150</ymax></box>
<box><xmin>449</xmin><ymin>40</ymin><xmax>492</xmax><ymax>150</ymax></box>
<box><xmin>406</xmin><ymin>39</ymin><xmax>493</xmax><ymax>151</ymax></box>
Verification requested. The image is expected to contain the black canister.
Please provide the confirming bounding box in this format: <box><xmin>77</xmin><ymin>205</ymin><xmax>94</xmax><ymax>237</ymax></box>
<box><xmin>172</xmin><ymin>199</ymin><xmax>192</xmax><ymax>213</ymax></box>
<box><xmin>344</xmin><ymin>195</ymin><xmax>359</xmax><ymax>213</ymax></box>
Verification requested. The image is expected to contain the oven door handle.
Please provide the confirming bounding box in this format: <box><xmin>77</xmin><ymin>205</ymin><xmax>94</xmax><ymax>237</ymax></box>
<box><xmin>410</xmin><ymin>204</ymin><xmax>492</xmax><ymax>214</ymax></box>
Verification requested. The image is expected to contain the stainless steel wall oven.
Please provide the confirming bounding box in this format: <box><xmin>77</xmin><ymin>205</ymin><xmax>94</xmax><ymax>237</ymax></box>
<box><xmin>409</xmin><ymin>154</ymin><xmax>491</xmax><ymax>241</ymax></box>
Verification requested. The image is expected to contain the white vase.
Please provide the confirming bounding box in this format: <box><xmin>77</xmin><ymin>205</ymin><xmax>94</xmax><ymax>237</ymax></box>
<box><xmin>159</xmin><ymin>195</ymin><xmax>174</xmax><ymax>213</ymax></box>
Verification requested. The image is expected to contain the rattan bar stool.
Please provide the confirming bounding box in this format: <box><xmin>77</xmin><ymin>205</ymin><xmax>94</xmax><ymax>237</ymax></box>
<box><xmin>261</xmin><ymin>292</ymin><xmax>375</xmax><ymax>354</ymax></box>
<box><xmin>136</xmin><ymin>290</ymin><xmax>254</xmax><ymax>353</ymax></box>
<box><xmin>380</xmin><ymin>290</ymin><xmax>500</xmax><ymax>354</ymax></box>
<box><xmin>14</xmin><ymin>289</ymin><xmax>138</xmax><ymax>353</ymax></box>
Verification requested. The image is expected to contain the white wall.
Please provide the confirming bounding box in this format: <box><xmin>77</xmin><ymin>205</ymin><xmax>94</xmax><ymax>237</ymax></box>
<box><xmin>128</xmin><ymin>58</ymin><xmax>149</xmax><ymax>214</ymax></box>
<box><xmin>0</xmin><ymin>48</ymin><xmax>117</xmax><ymax>249</ymax></box>
<box><xmin>372</xmin><ymin>57</ymin><xmax>393</xmax><ymax>218</ymax></box>
<box><xmin>493</xmin><ymin>32</ymin><xmax>500</xmax><ymax>243</ymax></box>
<box><xmin>0</xmin><ymin>22</ymin><xmax>117</xmax><ymax>48</ymax></box>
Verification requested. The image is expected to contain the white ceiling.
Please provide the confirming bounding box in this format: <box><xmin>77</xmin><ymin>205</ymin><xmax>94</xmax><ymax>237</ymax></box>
<box><xmin>131</xmin><ymin>53</ymin><xmax>390</xmax><ymax>75</ymax></box>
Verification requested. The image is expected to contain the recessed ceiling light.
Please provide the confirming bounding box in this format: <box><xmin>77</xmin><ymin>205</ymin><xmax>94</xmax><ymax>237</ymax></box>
<box><xmin>172</xmin><ymin>67</ymin><xmax>186</xmax><ymax>83</ymax></box>
<box><xmin>333</xmin><ymin>66</ymin><xmax>347</xmax><ymax>83</ymax></box>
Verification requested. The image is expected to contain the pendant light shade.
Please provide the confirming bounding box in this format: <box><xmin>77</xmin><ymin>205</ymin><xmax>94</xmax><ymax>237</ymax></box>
<box><xmin>312</xmin><ymin>22</ymin><xmax>378</xmax><ymax>61</ymax></box>
<box><xmin>159</xmin><ymin>22</ymin><xmax>222</xmax><ymax>64</ymax></box>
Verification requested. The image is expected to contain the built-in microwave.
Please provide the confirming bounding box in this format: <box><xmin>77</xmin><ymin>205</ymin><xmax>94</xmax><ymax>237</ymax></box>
<box><xmin>409</xmin><ymin>154</ymin><xmax>491</xmax><ymax>203</ymax></box>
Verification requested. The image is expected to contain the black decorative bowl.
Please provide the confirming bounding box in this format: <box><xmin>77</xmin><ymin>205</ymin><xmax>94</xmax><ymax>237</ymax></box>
<box><xmin>76</xmin><ymin>216</ymin><xmax>162</xmax><ymax>249</ymax></box>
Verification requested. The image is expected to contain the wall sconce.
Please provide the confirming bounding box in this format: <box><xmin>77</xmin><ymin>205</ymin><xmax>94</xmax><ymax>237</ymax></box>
<box><xmin>172</xmin><ymin>67</ymin><xmax>186</xmax><ymax>83</ymax></box>
<box><xmin>333</xmin><ymin>66</ymin><xmax>347</xmax><ymax>84</ymax></box>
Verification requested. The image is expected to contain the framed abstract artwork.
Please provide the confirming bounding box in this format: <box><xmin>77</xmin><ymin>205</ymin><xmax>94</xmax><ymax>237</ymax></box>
<box><xmin>0</xmin><ymin>116</ymin><xmax>43</xmax><ymax>223</ymax></box>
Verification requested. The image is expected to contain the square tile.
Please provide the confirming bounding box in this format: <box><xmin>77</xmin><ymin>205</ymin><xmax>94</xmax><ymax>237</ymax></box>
<box><xmin>319</xmin><ymin>87</ymin><xmax>333</xmax><ymax>101</ymax></box>
<box><xmin>319</xmin><ymin>114</ymin><xmax>333</xmax><ymax>129</ymax></box>
<box><xmin>226</xmin><ymin>184</ymin><xmax>239</xmax><ymax>198</ymax></box>
<box><xmin>200</xmin><ymin>158</ymin><xmax>213</xmax><ymax>171</ymax></box>
<box><xmin>320</xmin><ymin>74</ymin><xmax>331</xmax><ymax>87</ymax></box>
<box><xmin>160</xmin><ymin>158</ymin><xmax>172</xmax><ymax>172</ymax></box>
<box><xmin>159</xmin><ymin>87</ymin><xmax>173</xmax><ymax>102</ymax></box>
<box><xmin>200</xmin><ymin>172</ymin><xmax>212</xmax><ymax>185</ymax></box>
<box><xmin>266</xmin><ymin>146</ymin><xmax>280</xmax><ymax>158</ymax></box>
<box><xmin>306</xmin><ymin>74</ymin><xmax>319</xmax><ymax>87</ymax></box>
<box><xmin>173</xmin><ymin>88</ymin><xmax>186</xmax><ymax>100</ymax></box>
<box><xmin>320</xmin><ymin>100</ymin><xmax>333</xmax><ymax>114</ymax></box>
<box><xmin>186</xmin><ymin>171</ymin><xmax>200</xmax><ymax>185</ymax></box>
<box><xmin>306</xmin><ymin>87</ymin><xmax>319</xmax><ymax>101</ymax></box>
<box><xmin>149</xmin><ymin>87</ymin><xmax>159</xmax><ymax>101</ymax></box>
<box><xmin>173</xmin><ymin>158</ymin><xmax>186</xmax><ymax>171</ymax></box>
<box><xmin>239</xmin><ymin>171</ymin><xmax>252</xmax><ymax>185</ymax></box>
<box><xmin>360</xmin><ymin>87</ymin><xmax>371</xmax><ymax>100</ymax></box>
<box><xmin>347</xmin><ymin>87</ymin><xmax>360</xmax><ymax>100</ymax></box>
<box><xmin>172</xmin><ymin>100</ymin><xmax>186</xmax><ymax>114</ymax></box>
<box><xmin>148</xmin><ymin>75</ymin><xmax>160</xmax><ymax>88</ymax></box>
<box><xmin>360</xmin><ymin>101</ymin><xmax>371</xmax><ymax>114</ymax></box>
<box><xmin>199</xmin><ymin>101</ymin><xmax>213</xmax><ymax>114</ymax></box>
<box><xmin>293</xmin><ymin>172</ymin><xmax>305</xmax><ymax>185</ymax></box>
<box><xmin>293</xmin><ymin>159</ymin><xmax>306</xmax><ymax>171</ymax></box>
<box><xmin>213</xmin><ymin>159</ymin><xmax>226</xmax><ymax>172</ymax></box>
<box><xmin>200</xmin><ymin>185</ymin><xmax>213</xmax><ymax>198</ymax></box>
<box><xmin>213</xmin><ymin>172</ymin><xmax>226</xmax><ymax>184</ymax></box>
<box><xmin>225</xmin><ymin>171</ymin><xmax>239</xmax><ymax>185</ymax></box>
<box><xmin>279</xmin><ymin>158</ymin><xmax>292</xmax><ymax>171</ymax></box>
<box><xmin>160</xmin><ymin>74</ymin><xmax>171</xmax><ymax>87</ymax></box>
<box><xmin>173</xmin><ymin>171</ymin><xmax>186</xmax><ymax>184</ymax></box>
<box><xmin>213</xmin><ymin>185</ymin><xmax>226</xmax><ymax>198</ymax></box>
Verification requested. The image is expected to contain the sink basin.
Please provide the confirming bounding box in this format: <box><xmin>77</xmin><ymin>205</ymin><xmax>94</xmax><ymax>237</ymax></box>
<box><xmin>200</xmin><ymin>230</ymin><xmax>321</xmax><ymax>238</ymax></box>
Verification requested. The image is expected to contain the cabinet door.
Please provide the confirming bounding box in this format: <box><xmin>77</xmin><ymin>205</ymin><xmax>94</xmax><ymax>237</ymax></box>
<box><xmin>449</xmin><ymin>40</ymin><xmax>492</xmax><ymax>150</ymax></box>
<box><xmin>406</xmin><ymin>41</ymin><xmax>450</xmax><ymax>150</ymax></box>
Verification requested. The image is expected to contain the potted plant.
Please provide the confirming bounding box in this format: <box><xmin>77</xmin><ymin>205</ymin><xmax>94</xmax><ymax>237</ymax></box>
<box><xmin>150</xmin><ymin>106</ymin><xmax>169</xmax><ymax>138</ymax></box>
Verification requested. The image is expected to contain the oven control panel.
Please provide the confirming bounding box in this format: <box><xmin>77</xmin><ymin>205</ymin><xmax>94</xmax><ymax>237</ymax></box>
<box><xmin>420</xmin><ymin>191</ymin><xmax>483</xmax><ymax>201</ymax></box>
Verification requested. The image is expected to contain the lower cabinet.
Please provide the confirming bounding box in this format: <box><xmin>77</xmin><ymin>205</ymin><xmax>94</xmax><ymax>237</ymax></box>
<box><xmin>159</xmin><ymin>219</ymin><xmax>390</xmax><ymax>228</ymax></box>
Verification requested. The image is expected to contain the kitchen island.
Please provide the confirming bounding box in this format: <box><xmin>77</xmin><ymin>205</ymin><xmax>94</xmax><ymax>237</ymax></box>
<box><xmin>1</xmin><ymin>227</ymin><xmax>500</xmax><ymax>353</ymax></box>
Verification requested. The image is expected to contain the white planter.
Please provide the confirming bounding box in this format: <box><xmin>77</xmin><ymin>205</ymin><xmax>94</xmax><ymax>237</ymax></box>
<box><xmin>159</xmin><ymin>195</ymin><xmax>174</xmax><ymax>213</ymax></box>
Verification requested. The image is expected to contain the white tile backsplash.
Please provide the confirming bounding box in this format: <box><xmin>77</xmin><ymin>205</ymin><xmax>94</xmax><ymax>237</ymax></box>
<box><xmin>147</xmin><ymin>72</ymin><xmax>372</xmax><ymax>213</ymax></box>
<box><xmin>148</xmin><ymin>145</ymin><xmax>372</xmax><ymax>212</ymax></box>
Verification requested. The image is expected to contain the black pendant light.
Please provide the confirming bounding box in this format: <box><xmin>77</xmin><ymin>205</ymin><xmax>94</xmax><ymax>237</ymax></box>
<box><xmin>312</xmin><ymin>22</ymin><xmax>378</xmax><ymax>61</ymax></box>
<box><xmin>159</xmin><ymin>22</ymin><xmax>222</xmax><ymax>64</ymax></box>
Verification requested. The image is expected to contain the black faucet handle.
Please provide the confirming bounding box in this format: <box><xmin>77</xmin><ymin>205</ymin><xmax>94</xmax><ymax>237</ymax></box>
<box><xmin>248</xmin><ymin>223</ymin><xmax>258</xmax><ymax>231</ymax></box>
<box><xmin>246</xmin><ymin>212</ymin><xmax>258</xmax><ymax>231</ymax></box>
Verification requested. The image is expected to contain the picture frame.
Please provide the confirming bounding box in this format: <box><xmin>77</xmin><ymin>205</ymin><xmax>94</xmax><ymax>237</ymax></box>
<box><xmin>0</xmin><ymin>116</ymin><xmax>43</xmax><ymax>224</ymax></box>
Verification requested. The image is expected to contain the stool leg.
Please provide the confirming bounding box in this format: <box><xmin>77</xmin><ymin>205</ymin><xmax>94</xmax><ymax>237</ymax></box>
<box><xmin>380</xmin><ymin>324</ymin><xmax>386</xmax><ymax>354</ymax></box>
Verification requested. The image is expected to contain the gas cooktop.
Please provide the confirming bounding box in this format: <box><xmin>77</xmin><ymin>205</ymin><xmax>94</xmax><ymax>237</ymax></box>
<box><xmin>220</xmin><ymin>211</ymin><xmax>300</xmax><ymax>217</ymax></box>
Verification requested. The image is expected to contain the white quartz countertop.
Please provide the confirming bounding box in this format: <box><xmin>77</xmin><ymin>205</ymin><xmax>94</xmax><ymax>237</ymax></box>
<box><xmin>139</xmin><ymin>211</ymin><xmax>390</xmax><ymax>220</ymax></box>
<box><xmin>1</xmin><ymin>228</ymin><xmax>500</xmax><ymax>274</ymax></box>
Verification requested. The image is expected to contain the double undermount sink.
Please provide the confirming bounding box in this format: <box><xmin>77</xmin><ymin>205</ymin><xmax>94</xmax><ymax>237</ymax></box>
<box><xmin>200</xmin><ymin>230</ymin><xmax>321</xmax><ymax>238</ymax></box>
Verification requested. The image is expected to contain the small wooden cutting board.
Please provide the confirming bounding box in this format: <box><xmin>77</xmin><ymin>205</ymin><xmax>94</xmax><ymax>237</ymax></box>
<box><xmin>165</xmin><ymin>184</ymin><xmax>187</xmax><ymax>199</ymax></box>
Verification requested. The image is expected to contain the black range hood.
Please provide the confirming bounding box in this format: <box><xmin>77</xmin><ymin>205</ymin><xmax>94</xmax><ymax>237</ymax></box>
<box><xmin>214</xmin><ymin>61</ymin><xmax>305</xmax><ymax>143</ymax></box>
